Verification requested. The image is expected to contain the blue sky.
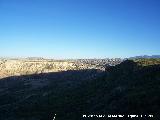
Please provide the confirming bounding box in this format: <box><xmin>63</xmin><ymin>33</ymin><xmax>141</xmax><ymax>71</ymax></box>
<box><xmin>0</xmin><ymin>0</ymin><xmax>160</xmax><ymax>59</ymax></box>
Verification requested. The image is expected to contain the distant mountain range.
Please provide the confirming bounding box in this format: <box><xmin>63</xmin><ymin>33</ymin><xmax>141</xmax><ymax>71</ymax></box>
<box><xmin>130</xmin><ymin>55</ymin><xmax>160</xmax><ymax>59</ymax></box>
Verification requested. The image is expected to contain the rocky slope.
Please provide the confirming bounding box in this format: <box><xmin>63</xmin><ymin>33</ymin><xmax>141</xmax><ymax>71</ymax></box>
<box><xmin>0</xmin><ymin>59</ymin><xmax>160</xmax><ymax>120</ymax></box>
<box><xmin>0</xmin><ymin>58</ymin><xmax>122</xmax><ymax>78</ymax></box>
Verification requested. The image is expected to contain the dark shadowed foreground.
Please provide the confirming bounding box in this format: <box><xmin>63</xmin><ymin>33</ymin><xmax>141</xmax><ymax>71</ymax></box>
<box><xmin>0</xmin><ymin>60</ymin><xmax>160</xmax><ymax>120</ymax></box>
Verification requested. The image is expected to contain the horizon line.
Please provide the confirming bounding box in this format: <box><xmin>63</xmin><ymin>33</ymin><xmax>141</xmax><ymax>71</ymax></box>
<box><xmin>0</xmin><ymin>54</ymin><xmax>160</xmax><ymax>60</ymax></box>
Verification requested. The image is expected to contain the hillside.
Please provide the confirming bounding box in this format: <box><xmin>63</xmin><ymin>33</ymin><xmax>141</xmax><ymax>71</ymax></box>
<box><xmin>0</xmin><ymin>59</ymin><xmax>160</xmax><ymax>119</ymax></box>
<box><xmin>134</xmin><ymin>58</ymin><xmax>160</xmax><ymax>66</ymax></box>
<box><xmin>0</xmin><ymin>58</ymin><xmax>122</xmax><ymax>78</ymax></box>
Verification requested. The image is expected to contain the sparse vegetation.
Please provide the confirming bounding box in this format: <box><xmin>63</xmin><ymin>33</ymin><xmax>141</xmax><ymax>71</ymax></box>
<box><xmin>0</xmin><ymin>59</ymin><xmax>160</xmax><ymax>120</ymax></box>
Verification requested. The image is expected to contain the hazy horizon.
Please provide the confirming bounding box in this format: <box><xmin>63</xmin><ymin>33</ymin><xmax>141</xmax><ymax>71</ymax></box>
<box><xmin>0</xmin><ymin>0</ymin><xmax>160</xmax><ymax>58</ymax></box>
<box><xmin>0</xmin><ymin>54</ymin><xmax>160</xmax><ymax>60</ymax></box>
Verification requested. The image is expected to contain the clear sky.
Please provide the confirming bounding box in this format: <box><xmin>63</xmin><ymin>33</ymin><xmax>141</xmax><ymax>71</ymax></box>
<box><xmin>0</xmin><ymin>0</ymin><xmax>160</xmax><ymax>59</ymax></box>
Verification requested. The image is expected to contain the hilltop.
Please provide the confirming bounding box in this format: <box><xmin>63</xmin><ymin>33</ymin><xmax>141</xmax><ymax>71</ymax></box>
<box><xmin>130</xmin><ymin>55</ymin><xmax>160</xmax><ymax>59</ymax></box>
